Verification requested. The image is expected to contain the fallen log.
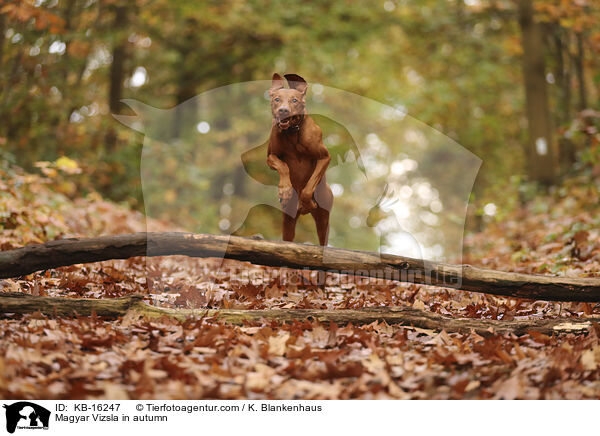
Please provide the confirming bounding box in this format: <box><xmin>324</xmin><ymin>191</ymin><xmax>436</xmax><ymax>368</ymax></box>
<box><xmin>0</xmin><ymin>292</ymin><xmax>596</xmax><ymax>336</ymax></box>
<box><xmin>1</xmin><ymin>232</ymin><xmax>600</xmax><ymax>302</ymax></box>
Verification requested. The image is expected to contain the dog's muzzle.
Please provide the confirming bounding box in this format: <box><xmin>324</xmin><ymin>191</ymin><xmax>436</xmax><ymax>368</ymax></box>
<box><xmin>276</xmin><ymin>114</ymin><xmax>303</xmax><ymax>132</ymax></box>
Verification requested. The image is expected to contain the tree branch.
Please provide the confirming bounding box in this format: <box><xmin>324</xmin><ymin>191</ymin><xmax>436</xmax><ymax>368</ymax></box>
<box><xmin>0</xmin><ymin>292</ymin><xmax>596</xmax><ymax>336</ymax></box>
<box><xmin>1</xmin><ymin>232</ymin><xmax>600</xmax><ymax>302</ymax></box>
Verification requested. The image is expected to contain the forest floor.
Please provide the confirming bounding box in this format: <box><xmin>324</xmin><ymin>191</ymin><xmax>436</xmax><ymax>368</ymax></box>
<box><xmin>1</xmin><ymin>164</ymin><xmax>600</xmax><ymax>399</ymax></box>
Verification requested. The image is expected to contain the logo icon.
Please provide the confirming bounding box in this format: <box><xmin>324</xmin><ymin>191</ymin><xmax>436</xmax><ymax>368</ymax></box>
<box><xmin>3</xmin><ymin>402</ymin><xmax>50</xmax><ymax>434</ymax></box>
<box><xmin>115</xmin><ymin>80</ymin><xmax>480</xmax><ymax>290</ymax></box>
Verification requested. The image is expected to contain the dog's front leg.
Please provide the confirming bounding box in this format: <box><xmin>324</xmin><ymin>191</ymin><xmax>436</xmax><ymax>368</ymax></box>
<box><xmin>299</xmin><ymin>155</ymin><xmax>331</xmax><ymax>214</ymax></box>
<box><xmin>267</xmin><ymin>154</ymin><xmax>294</xmax><ymax>208</ymax></box>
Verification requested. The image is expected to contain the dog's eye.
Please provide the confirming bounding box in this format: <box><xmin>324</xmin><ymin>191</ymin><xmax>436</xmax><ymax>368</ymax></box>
<box><xmin>274</xmin><ymin>97</ymin><xmax>280</xmax><ymax>102</ymax></box>
<box><xmin>292</xmin><ymin>98</ymin><xmax>298</xmax><ymax>103</ymax></box>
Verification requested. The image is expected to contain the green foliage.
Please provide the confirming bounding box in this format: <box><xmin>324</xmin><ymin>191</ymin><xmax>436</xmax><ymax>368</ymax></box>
<box><xmin>0</xmin><ymin>0</ymin><xmax>599</xmax><ymax>227</ymax></box>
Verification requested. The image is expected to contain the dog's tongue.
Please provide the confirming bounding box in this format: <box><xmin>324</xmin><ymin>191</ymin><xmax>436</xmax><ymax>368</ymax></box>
<box><xmin>279</xmin><ymin>119</ymin><xmax>291</xmax><ymax>128</ymax></box>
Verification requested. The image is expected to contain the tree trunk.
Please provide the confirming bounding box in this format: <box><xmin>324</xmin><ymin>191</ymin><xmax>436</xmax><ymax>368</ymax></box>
<box><xmin>553</xmin><ymin>27</ymin><xmax>575</xmax><ymax>169</ymax></box>
<box><xmin>0</xmin><ymin>12</ymin><xmax>5</xmax><ymax>71</ymax></box>
<box><xmin>171</xmin><ymin>18</ymin><xmax>199</xmax><ymax>139</ymax></box>
<box><xmin>0</xmin><ymin>292</ymin><xmax>596</xmax><ymax>336</ymax></box>
<box><xmin>574</xmin><ymin>32</ymin><xmax>587</xmax><ymax>111</ymax></box>
<box><xmin>0</xmin><ymin>11</ymin><xmax>6</xmax><ymax>132</ymax></box>
<box><xmin>106</xmin><ymin>5</ymin><xmax>128</xmax><ymax>151</ymax></box>
<box><xmin>553</xmin><ymin>27</ymin><xmax>571</xmax><ymax>125</ymax></box>
<box><xmin>2</xmin><ymin>232</ymin><xmax>600</xmax><ymax>302</ymax></box>
<box><xmin>108</xmin><ymin>5</ymin><xmax>128</xmax><ymax>115</ymax></box>
<box><xmin>60</xmin><ymin>0</ymin><xmax>77</xmax><ymax>124</ymax></box>
<box><xmin>518</xmin><ymin>0</ymin><xmax>556</xmax><ymax>185</ymax></box>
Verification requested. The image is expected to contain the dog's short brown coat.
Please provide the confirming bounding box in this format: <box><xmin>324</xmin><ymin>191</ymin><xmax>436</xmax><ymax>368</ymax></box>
<box><xmin>266</xmin><ymin>73</ymin><xmax>333</xmax><ymax>245</ymax></box>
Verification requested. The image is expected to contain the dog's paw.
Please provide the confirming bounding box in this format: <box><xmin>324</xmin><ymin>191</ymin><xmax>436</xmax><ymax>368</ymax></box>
<box><xmin>299</xmin><ymin>193</ymin><xmax>317</xmax><ymax>214</ymax></box>
<box><xmin>278</xmin><ymin>185</ymin><xmax>293</xmax><ymax>207</ymax></box>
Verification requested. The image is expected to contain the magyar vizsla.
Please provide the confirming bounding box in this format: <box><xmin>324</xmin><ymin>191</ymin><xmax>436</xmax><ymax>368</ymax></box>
<box><xmin>266</xmin><ymin>73</ymin><xmax>333</xmax><ymax>245</ymax></box>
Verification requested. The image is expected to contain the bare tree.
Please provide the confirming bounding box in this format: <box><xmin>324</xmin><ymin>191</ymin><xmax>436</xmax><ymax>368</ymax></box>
<box><xmin>518</xmin><ymin>0</ymin><xmax>556</xmax><ymax>185</ymax></box>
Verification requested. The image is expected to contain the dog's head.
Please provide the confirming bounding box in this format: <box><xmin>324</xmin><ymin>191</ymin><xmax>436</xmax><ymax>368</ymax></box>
<box><xmin>269</xmin><ymin>73</ymin><xmax>307</xmax><ymax>130</ymax></box>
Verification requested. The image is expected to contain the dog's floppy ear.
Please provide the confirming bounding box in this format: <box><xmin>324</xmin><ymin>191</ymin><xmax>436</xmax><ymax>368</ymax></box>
<box><xmin>284</xmin><ymin>73</ymin><xmax>308</xmax><ymax>95</ymax></box>
<box><xmin>270</xmin><ymin>73</ymin><xmax>285</xmax><ymax>95</ymax></box>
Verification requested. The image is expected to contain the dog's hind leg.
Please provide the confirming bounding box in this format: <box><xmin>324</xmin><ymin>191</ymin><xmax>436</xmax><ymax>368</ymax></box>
<box><xmin>314</xmin><ymin>179</ymin><xmax>333</xmax><ymax>212</ymax></box>
<box><xmin>310</xmin><ymin>206</ymin><xmax>330</xmax><ymax>290</ymax></box>
<box><xmin>311</xmin><ymin>206</ymin><xmax>330</xmax><ymax>246</ymax></box>
<box><xmin>282</xmin><ymin>213</ymin><xmax>298</xmax><ymax>242</ymax></box>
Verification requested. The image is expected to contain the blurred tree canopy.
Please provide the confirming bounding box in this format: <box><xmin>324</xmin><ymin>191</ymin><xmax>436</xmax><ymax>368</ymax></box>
<box><xmin>1</xmin><ymin>0</ymin><xmax>599</xmax><ymax>227</ymax></box>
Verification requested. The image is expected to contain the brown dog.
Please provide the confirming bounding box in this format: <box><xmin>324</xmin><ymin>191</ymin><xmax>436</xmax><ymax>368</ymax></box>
<box><xmin>266</xmin><ymin>73</ymin><xmax>333</xmax><ymax>245</ymax></box>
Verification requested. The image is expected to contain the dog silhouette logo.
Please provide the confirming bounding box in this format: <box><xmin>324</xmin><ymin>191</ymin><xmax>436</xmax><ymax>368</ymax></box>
<box><xmin>3</xmin><ymin>402</ymin><xmax>50</xmax><ymax>433</ymax></box>
<box><xmin>114</xmin><ymin>80</ymin><xmax>481</xmax><ymax>290</ymax></box>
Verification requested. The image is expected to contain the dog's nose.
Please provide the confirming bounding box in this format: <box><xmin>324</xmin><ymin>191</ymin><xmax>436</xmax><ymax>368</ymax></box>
<box><xmin>278</xmin><ymin>108</ymin><xmax>290</xmax><ymax>116</ymax></box>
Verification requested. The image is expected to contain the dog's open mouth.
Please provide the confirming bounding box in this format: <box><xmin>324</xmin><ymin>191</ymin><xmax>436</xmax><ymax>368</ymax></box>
<box><xmin>276</xmin><ymin>114</ymin><xmax>301</xmax><ymax>130</ymax></box>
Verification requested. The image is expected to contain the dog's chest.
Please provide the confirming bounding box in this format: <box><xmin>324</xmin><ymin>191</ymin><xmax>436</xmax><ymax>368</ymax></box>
<box><xmin>281</xmin><ymin>141</ymin><xmax>316</xmax><ymax>186</ymax></box>
<box><xmin>279</xmin><ymin>134</ymin><xmax>310</xmax><ymax>155</ymax></box>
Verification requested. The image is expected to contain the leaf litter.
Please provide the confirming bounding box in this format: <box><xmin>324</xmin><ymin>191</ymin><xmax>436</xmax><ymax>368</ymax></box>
<box><xmin>2</xmin><ymin>166</ymin><xmax>600</xmax><ymax>399</ymax></box>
